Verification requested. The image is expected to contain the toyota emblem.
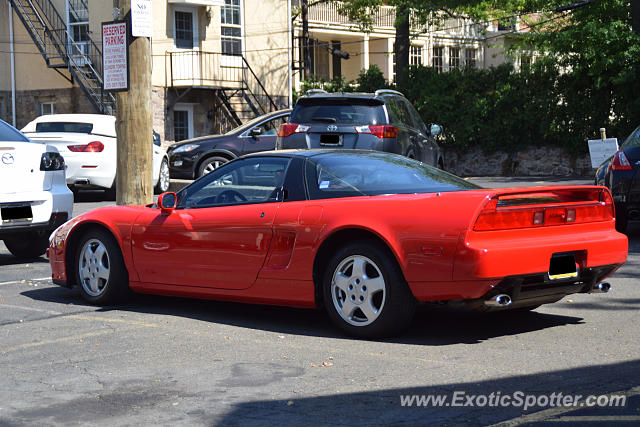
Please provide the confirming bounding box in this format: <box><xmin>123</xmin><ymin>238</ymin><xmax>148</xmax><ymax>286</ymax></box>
<box><xmin>327</xmin><ymin>125</ymin><xmax>338</xmax><ymax>132</ymax></box>
<box><xmin>1</xmin><ymin>153</ymin><xmax>14</xmax><ymax>165</ymax></box>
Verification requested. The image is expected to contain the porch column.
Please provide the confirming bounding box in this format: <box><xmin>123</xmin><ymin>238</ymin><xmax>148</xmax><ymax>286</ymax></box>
<box><xmin>363</xmin><ymin>34</ymin><xmax>370</xmax><ymax>70</ymax></box>
<box><xmin>387</xmin><ymin>38</ymin><xmax>394</xmax><ymax>81</ymax></box>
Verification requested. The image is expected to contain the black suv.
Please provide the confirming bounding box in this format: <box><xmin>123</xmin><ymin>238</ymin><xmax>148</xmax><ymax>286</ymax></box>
<box><xmin>276</xmin><ymin>89</ymin><xmax>444</xmax><ymax>168</ymax></box>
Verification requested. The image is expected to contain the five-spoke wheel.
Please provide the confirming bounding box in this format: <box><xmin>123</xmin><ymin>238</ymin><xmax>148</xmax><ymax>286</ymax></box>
<box><xmin>323</xmin><ymin>241</ymin><xmax>416</xmax><ymax>338</ymax></box>
<box><xmin>75</xmin><ymin>229</ymin><xmax>129</xmax><ymax>304</ymax></box>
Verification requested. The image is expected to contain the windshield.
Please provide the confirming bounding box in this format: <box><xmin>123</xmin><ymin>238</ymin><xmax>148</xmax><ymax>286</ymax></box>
<box><xmin>225</xmin><ymin>113</ymin><xmax>288</xmax><ymax>135</ymax></box>
<box><xmin>291</xmin><ymin>99</ymin><xmax>386</xmax><ymax>125</ymax></box>
<box><xmin>0</xmin><ymin>119</ymin><xmax>29</xmax><ymax>142</ymax></box>
<box><xmin>306</xmin><ymin>152</ymin><xmax>480</xmax><ymax>199</ymax></box>
<box><xmin>621</xmin><ymin>124</ymin><xmax>640</xmax><ymax>149</ymax></box>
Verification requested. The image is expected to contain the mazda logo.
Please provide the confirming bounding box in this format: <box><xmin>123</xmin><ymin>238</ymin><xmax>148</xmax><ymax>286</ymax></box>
<box><xmin>327</xmin><ymin>125</ymin><xmax>338</xmax><ymax>132</ymax></box>
<box><xmin>1</xmin><ymin>153</ymin><xmax>14</xmax><ymax>165</ymax></box>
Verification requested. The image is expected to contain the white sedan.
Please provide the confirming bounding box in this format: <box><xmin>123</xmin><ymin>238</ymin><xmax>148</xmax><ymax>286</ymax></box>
<box><xmin>22</xmin><ymin>114</ymin><xmax>170</xmax><ymax>195</ymax></box>
<box><xmin>0</xmin><ymin>119</ymin><xmax>73</xmax><ymax>259</ymax></box>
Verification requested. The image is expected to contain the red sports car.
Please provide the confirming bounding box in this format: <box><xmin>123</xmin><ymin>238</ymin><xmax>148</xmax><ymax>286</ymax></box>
<box><xmin>47</xmin><ymin>150</ymin><xmax>628</xmax><ymax>338</ymax></box>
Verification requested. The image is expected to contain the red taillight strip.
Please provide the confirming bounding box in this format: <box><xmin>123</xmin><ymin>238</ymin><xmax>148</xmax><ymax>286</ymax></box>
<box><xmin>68</xmin><ymin>141</ymin><xmax>104</xmax><ymax>152</ymax></box>
<box><xmin>473</xmin><ymin>189</ymin><xmax>614</xmax><ymax>231</ymax></box>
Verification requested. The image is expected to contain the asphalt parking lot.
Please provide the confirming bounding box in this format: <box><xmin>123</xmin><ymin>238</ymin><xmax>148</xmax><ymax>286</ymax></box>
<box><xmin>1</xmin><ymin>177</ymin><xmax>639</xmax><ymax>426</ymax></box>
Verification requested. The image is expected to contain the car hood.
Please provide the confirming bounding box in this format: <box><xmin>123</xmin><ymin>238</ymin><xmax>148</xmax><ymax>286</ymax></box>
<box><xmin>169</xmin><ymin>134</ymin><xmax>229</xmax><ymax>150</ymax></box>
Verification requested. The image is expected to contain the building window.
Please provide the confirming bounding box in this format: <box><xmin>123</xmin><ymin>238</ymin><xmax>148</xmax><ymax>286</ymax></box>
<box><xmin>432</xmin><ymin>46</ymin><xmax>443</xmax><ymax>73</ymax></box>
<box><xmin>221</xmin><ymin>0</ymin><xmax>242</xmax><ymax>56</ymax></box>
<box><xmin>410</xmin><ymin>45</ymin><xmax>422</xmax><ymax>66</ymax></box>
<box><xmin>66</xmin><ymin>0</ymin><xmax>90</xmax><ymax>59</ymax></box>
<box><xmin>41</xmin><ymin>101</ymin><xmax>55</xmax><ymax>116</ymax></box>
<box><xmin>173</xmin><ymin>104</ymin><xmax>194</xmax><ymax>142</ymax></box>
<box><xmin>465</xmin><ymin>48</ymin><xmax>476</xmax><ymax>68</ymax></box>
<box><xmin>449</xmin><ymin>47</ymin><xmax>460</xmax><ymax>70</ymax></box>
<box><xmin>175</xmin><ymin>10</ymin><xmax>194</xmax><ymax>49</ymax></box>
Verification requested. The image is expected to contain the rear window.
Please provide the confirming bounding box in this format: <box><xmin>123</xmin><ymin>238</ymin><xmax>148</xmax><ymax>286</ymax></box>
<box><xmin>0</xmin><ymin>120</ymin><xmax>29</xmax><ymax>142</ymax></box>
<box><xmin>621</xmin><ymin>124</ymin><xmax>640</xmax><ymax>149</ymax></box>
<box><xmin>306</xmin><ymin>152</ymin><xmax>479</xmax><ymax>199</ymax></box>
<box><xmin>290</xmin><ymin>99</ymin><xmax>386</xmax><ymax>125</ymax></box>
<box><xmin>35</xmin><ymin>122</ymin><xmax>93</xmax><ymax>133</ymax></box>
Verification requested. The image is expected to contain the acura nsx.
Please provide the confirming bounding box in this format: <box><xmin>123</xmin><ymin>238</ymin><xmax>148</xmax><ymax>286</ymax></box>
<box><xmin>47</xmin><ymin>150</ymin><xmax>628</xmax><ymax>338</ymax></box>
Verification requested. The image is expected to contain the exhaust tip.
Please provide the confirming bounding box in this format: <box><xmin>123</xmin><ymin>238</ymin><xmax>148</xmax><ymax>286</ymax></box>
<box><xmin>485</xmin><ymin>294</ymin><xmax>512</xmax><ymax>307</ymax></box>
<box><xmin>592</xmin><ymin>282</ymin><xmax>611</xmax><ymax>293</ymax></box>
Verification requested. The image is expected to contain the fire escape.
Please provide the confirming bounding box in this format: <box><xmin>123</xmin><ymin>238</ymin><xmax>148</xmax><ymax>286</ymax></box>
<box><xmin>9</xmin><ymin>0</ymin><xmax>114</xmax><ymax>114</ymax></box>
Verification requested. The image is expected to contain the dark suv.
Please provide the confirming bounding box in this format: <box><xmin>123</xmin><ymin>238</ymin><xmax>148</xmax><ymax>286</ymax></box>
<box><xmin>276</xmin><ymin>89</ymin><xmax>444</xmax><ymax>168</ymax></box>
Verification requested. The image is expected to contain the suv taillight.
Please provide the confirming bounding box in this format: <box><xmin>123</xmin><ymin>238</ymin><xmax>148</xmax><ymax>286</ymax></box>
<box><xmin>68</xmin><ymin>141</ymin><xmax>104</xmax><ymax>152</ymax></box>
<box><xmin>355</xmin><ymin>125</ymin><xmax>397</xmax><ymax>139</ymax></box>
<box><xmin>610</xmin><ymin>150</ymin><xmax>632</xmax><ymax>171</ymax></box>
<box><xmin>277</xmin><ymin>123</ymin><xmax>310</xmax><ymax>138</ymax></box>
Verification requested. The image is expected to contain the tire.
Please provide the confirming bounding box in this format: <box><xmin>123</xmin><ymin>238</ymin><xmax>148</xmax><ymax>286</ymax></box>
<box><xmin>154</xmin><ymin>157</ymin><xmax>171</xmax><ymax>194</ymax></box>
<box><xmin>615</xmin><ymin>211</ymin><xmax>628</xmax><ymax>233</ymax></box>
<box><xmin>4</xmin><ymin>232</ymin><xmax>49</xmax><ymax>260</ymax></box>
<box><xmin>197</xmin><ymin>156</ymin><xmax>229</xmax><ymax>178</ymax></box>
<box><xmin>74</xmin><ymin>228</ymin><xmax>129</xmax><ymax>305</ymax></box>
<box><xmin>104</xmin><ymin>181</ymin><xmax>116</xmax><ymax>201</ymax></box>
<box><xmin>322</xmin><ymin>241</ymin><xmax>416</xmax><ymax>338</ymax></box>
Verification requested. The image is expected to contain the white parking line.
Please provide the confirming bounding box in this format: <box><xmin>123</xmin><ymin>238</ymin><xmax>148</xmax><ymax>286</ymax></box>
<box><xmin>0</xmin><ymin>277</ymin><xmax>51</xmax><ymax>287</ymax></box>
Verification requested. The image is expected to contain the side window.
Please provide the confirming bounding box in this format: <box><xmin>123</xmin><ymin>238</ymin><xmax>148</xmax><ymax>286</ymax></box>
<box><xmin>180</xmin><ymin>157</ymin><xmax>290</xmax><ymax>208</ymax></box>
<box><xmin>405</xmin><ymin>101</ymin><xmax>427</xmax><ymax>134</ymax></box>
<box><xmin>385</xmin><ymin>97</ymin><xmax>412</xmax><ymax>128</ymax></box>
<box><xmin>260</xmin><ymin>115</ymin><xmax>289</xmax><ymax>136</ymax></box>
<box><xmin>0</xmin><ymin>120</ymin><xmax>29</xmax><ymax>142</ymax></box>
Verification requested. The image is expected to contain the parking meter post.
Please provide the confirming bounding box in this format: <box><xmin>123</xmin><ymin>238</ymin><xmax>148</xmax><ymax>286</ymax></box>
<box><xmin>600</xmin><ymin>128</ymin><xmax>607</xmax><ymax>140</ymax></box>
<box><xmin>114</xmin><ymin>0</ymin><xmax>153</xmax><ymax>206</ymax></box>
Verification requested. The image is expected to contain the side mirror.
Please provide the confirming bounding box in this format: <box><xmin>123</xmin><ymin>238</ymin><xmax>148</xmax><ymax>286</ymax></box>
<box><xmin>429</xmin><ymin>124</ymin><xmax>442</xmax><ymax>137</ymax></box>
<box><xmin>157</xmin><ymin>192</ymin><xmax>177</xmax><ymax>214</ymax></box>
<box><xmin>249</xmin><ymin>127</ymin><xmax>263</xmax><ymax>137</ymax></box>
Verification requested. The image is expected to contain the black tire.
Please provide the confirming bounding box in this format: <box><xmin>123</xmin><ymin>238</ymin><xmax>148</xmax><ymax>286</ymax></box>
<box><xmin>74</xmin><ymin>228</ymin><xmax>129</xmax><ymax>305</ymax></box>
<box><xmin>322</xmin><ymin>241</ymin><xmax>416</xmax><ymax>338</ymax></box>
<box><xmin>104</xmin><ymin>181</ymin><xmax>116</xmax><ymax>201</ymax></box>
<box><xmin>197</xmin><ymin>156</ymin><xmax>229</xmax><ymax>178</ymax></box>
<box><xmin>4</xmin><ymin>232</ymin><xmax>49</xmax><ymax>260</ymax></box>
<box><xmin>154</xmin><ymin>157</ymin><xmax>171</xmax><ymax>194</ymax></box>
<box><xmin>615</xmin><ymin>211</ymin><xmax>628</xmax><ymax>233</ymax></box>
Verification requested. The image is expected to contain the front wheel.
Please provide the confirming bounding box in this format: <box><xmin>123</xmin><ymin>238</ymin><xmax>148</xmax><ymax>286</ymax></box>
<box><xmin>197</xmin><ymin>156</ymin><xmax>229</xmax><ymax>178</ymax></box>
<box><xmin>74</xmin><ymin>228</ymin><xmax>129</xmax><ymax>305</ymax></box>
<box><xmin>4</xmin><ymin>232</ymin><xmax>49</xmax><ymax>259</ymax></box>
<box><xmin>323</xmin><ymin>241</ymin><xmax>416</xmax><ymax>338</ymax></box>
<box><xmin>154</xmin><ymin>158</ymin><xmax>171</xmax><ymax>194</ymax></box>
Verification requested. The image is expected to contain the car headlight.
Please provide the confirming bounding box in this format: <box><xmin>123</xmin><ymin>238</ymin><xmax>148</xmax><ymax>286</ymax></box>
<box><xmin>40</xmin><ymin>152</ymin><xmax>65</xmax><ymax>171</ymax></box>
<box><xmin>172</xmin><ymin>143</ymin><xmax>199</xmax><ymax>154</ymax></box>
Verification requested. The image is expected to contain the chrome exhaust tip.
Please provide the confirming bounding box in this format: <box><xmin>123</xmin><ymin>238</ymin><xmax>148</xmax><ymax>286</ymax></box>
<box><xmin>591</xmin><ymin>282</ymin><xmax>611</xmax><ymax>293</ymax></box>
<box><xmin>484</xmin><ymin>294</ymin><xmax>512</xmax><ymax>307</ymax></box>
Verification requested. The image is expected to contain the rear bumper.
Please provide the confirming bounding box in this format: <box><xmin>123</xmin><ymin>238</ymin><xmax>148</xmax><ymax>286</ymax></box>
<box><xmin>0</xmin><ymin>212</ymin><xmax>68</xmax><ymax>237</ymax></box>
<box><xmin>0</xmin><ymin>188</ymin><xmax>72</xmax><ymax>236</ymax></box>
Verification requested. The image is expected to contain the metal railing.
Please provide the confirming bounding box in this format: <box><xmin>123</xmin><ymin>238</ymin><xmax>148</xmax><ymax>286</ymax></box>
<box><xmin>308</xmin><ymin>2</ymin><xmax>395</xmax><ymax>28</ymax></box>
<box><xmin>168</xmin><ymin>51</ymin><xmax>278</xmax><ymax>116</ymax></box>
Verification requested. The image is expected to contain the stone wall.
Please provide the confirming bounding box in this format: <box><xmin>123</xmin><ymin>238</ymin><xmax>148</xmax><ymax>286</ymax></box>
<box><xmin>444</xmin><ymin>146</ymin><xmax>594</xmax><ymax>177</ymax></box>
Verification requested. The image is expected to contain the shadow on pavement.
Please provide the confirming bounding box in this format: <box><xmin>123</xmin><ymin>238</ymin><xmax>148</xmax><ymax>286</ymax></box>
<box><xmin>22</xmin><ymin>286</ymin><xmax>584</xmax><ymax>345</ymax></box>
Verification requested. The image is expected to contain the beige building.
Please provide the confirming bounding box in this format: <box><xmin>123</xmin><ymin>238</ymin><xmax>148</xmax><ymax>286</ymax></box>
<box><xmin>1</xmin><ymin>0</ymin><xmax>525</xmax><ymax>143</ymax></box>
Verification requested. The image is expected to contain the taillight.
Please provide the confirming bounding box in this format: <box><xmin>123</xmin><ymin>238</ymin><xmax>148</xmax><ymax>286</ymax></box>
<box><xmin>610</xmin><ymin>150</ymin><xmax>632</xmax><ymax>170</ymax></box>
<box><xmin>355</xmin><ymin>125</ymin><xmax>397</xmax><ymax>139</ymax></box>
<box><xmin>277</xmin><ymin>123</ymin><xmax>309</xmax><ymax>138</ymax></box>
<box><xmin>68</xmin><ymin>141</ymin><xmax>104</xmax><ymax>152</ymax></box>
<box><xmin>40</xmin><ymin>152</ymin><xmax>65</xmax><ymax>171</ymax></box>
<box><xmin>473</xmin><ymin>190</ymin><xmax>614</xmax><ymax>231</ymax></box>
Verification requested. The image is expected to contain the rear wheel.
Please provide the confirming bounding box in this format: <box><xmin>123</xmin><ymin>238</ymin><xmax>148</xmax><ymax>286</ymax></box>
<box><xmin>4</xmin><ymin>232</ymin><xmax>49</xmax><ymax>259</ymax></box>
<box><xmin>615</xmin><ymin>210</ymin><xmax>628</xmax><ymax>233</ymax></box>
<box><xmin>154</xmin><ymin>158</ymin><xmax>171</xmax><ymax>194</ymax></box>
<box><xmin>197</xmin><ymin>156</ymin><xmax>229</xmax><ymax>178</ymax></box>
<box><xmin>322</xmin><ymin>241</ymin><xmax>416</xmax><ymax>338</ymax></box>
<box><xmin>74</xmin><ymin>228</ymin><xmax>129</xmax><ymax>305</ymax></box>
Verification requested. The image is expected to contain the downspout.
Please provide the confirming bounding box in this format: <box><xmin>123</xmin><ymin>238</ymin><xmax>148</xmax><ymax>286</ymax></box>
<box><xmin>287</xmin><ymin>0</ymin><xmax>293</xmax><ymax>108</ymax></box>
<box><xmin>8</xmin><ymin>0</ymin><xmax>16</xmax><ymax>126</ymax></box>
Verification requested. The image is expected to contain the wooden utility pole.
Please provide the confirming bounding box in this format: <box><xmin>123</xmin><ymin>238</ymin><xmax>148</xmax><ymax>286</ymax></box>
<box><xmin>114</xmin><ymin>0</ymin><xmax>153</xmax><ymax>205</ymax></box>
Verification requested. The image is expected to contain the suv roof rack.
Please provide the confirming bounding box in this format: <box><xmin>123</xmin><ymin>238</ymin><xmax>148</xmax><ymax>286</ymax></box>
<box><xmin>374</xmin><ymin>89</ymin><xmax>404</xmax><ymax>97</ymax></box>
<box><xmin>306</xmin><ymin>89</ymin><xmax>328</xmax><ymax>96</ymax></box>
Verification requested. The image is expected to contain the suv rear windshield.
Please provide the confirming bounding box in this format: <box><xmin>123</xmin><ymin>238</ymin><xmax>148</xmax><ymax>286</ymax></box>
<box><xmin>290</xmin><ymin>98</ymin><xmax>386</xmax><ymax>125</ymax></box>
<box><xmin>35</xmin><ymin>122</ymin><xmax>93</xmax><ymax>133</ymax></box>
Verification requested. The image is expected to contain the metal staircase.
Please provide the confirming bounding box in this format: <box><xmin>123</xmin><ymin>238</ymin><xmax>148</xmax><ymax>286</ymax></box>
<box><xmin>9</xmin><ymin>0</ymin><xmax>115</xmax><ymax>114</ymax></box>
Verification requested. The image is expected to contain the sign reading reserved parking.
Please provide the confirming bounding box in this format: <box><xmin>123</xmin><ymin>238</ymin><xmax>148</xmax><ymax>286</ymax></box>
<box><xmin>588</xmin><ymin>138</ymin><xmax>618</xmax><ymax>168</ymax></box>
<box><xmin>102</xmin><ymin>21</ymin><xmax>128</xmax><ymax>91</ymax></box>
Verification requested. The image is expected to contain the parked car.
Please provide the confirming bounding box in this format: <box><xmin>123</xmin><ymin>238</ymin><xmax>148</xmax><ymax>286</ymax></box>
<box><xmin>276</xmin><ymin>89</ymin><xmax>444</xmax><ymax>168</ymax></box>
<box><xmin>167</xmin><ymin>109</ymin><xmax>292</xmax><ymax>179</ymax></box>
<box><xmin>21</xmin><ymin>114</ymin><xmax>170</xmax><ymax>195</ymax></box>
<box><xmin>0</xmin><ymin>119</ymin><xmax>73</xmax><ymax>259</ymax></box>
<box><xmin>595</xmin><ymin>124</ymin><xmax>640</xmax><ymax>232</ymax></box>
<box><xmin>48</xmin><ymin>150</ymin><xmax>626</xmax><ymax>338</ymax></box>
